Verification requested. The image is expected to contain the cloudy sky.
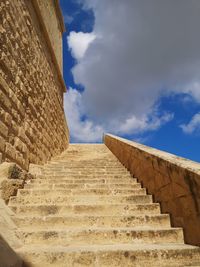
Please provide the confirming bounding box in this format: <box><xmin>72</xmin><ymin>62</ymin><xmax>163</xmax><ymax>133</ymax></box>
<box><xmin>60</xmin><ymin>0</ymin><xmax>200</xmax><ymax>162</ymax></box>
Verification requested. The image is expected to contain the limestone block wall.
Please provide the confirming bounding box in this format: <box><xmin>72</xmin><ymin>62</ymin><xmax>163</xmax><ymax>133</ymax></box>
<box><xmin>104</xmin><ymin>134</ymin><xmax>200</xmax><ymax>246</ymax></box>
<box><xmin>34</xmin><ymin>0</ymin><xmax>64</xmax><ymax>72</ymax></box>
<box><xmin>0</xmin><ymin>0</ymin><xmax>69</xmax><ymax>170</ymax></box>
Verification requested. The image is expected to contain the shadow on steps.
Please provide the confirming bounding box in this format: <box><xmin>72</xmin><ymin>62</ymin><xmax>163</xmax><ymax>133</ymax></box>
<box><xmin>0</xmin><ymin>235</ymin><xmax>23</xmax><ymax>267</ymax></box>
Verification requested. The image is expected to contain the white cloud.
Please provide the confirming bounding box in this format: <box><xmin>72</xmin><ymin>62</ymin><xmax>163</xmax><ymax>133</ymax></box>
<box><xmin>118</xmin><ymin>113</ymin><xmax>174</xmax><ymax>135</ymax></box>
<box><xmin>67</xmin><ymin>31</ymin><xmax>96</xmax><ymax>60</ymax></box>
<box><xmin>64</xmin><ymin>88</ymin><xmax>103</xmax><ymax>142</ymax></box>
<box><xmin>64</xmin><ymin>89</ymin><xmax>173</xmax><ymax>142</ymax></box>
<box><xmin>182</xmin><ymin>82</ymin><xmax>200</xmax><ymax>103</ymax></box>
<box><xmin>65</xmin><ymin>1</ymin><xmax>200</xmax><ymax>142</ymax></box>
<box><xmin>180</xmin><ymin>113</ymin><xmax>200</xmax><ymax>134</ymax></box>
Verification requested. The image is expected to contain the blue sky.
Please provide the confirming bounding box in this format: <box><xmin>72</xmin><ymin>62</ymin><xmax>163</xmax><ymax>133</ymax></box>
<box><xmin>60</xmin><ymin>0</ymin><xmax>200</xmax><ymax>162</ymax></box>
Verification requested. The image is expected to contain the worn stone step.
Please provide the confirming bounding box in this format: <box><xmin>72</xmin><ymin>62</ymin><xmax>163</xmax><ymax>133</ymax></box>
<box><xmin>17</xmin><ymin>188</ymin><xmax>146</xmax><ymax>197</ymax></box>
<box><xmin>14</xmin><ymin>214</ymin><xmax>170</xmax><ymax>229</ymax></box>
<box><xmin>24</xmin><ymin>183</ymin><xmax>141</xmax><ymax>190</ymax></box>
<box><xmin>10</xmin><ymin>203</ymin><xmax>161</xmax><ymax>216</ymax></box>
<box><xmin>37</xmin><ymin>173</ymin><xmax>133</xmax><ymax>179</ymax></box>
<box><xmin>17</xmin><ymin>227</ymin><xmax>184</xmax><ymax>246</ymax></box>
<box><xmin>28</xmin><ymin>178</ymin><xmax>137</xmax><ymax>184</ymax></box>
<box><xmin>9</xmin><ymin>143</ymin><xmax>200</xmax><ymax>267</ymax></box>
<box><xmin>16</xmin><ymin>243</ymin><xmax>200</xmax><ymax>267</ymax></box>
<box><xmin>9</xmin><ymin>194</ymin><xmax>152</xmax><ymax>205</ymax></box>
<box><xmin>46</xmin><ymin>164</ymin><xmax>124</xmax><ymax>169</ymax></box>
<box><xmin>47</xmin><ymin>160</ymin><xmax>122</xmax><ymax>164</ymax></box>
<box><xmin>44</xmin><ymin>166</ymin><xmax>127</xmax><ymax>171</ymax></box>
<box><xmin>42</xmin><ymin>169</ymin><xmax>128</xmax><ymax>174</ymax></box>
<box><xmin>49</xmin><ymin>161</ymin><xmax>121</xmax><ymax>165</ymax></box>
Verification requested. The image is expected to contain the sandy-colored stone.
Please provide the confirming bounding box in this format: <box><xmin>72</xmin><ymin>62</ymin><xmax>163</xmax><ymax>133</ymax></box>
<box><xmin>104</xmin><ymin>134</ymin><xmax>200</xmax><ymax>246</ymax></box>
<box><xmin>3</xmin><ymin>144</ymin><xmax>200</xmax><ymax>266</ymax></box>
<box><xmin>0</xmin><ymin>162</ymin><xmax>34</xmax><ymax>203</ymax></box>
<box><xmin>0</xmin><ymin>0</ymin><xmax>69</xmax><ymax>170</ymax></box>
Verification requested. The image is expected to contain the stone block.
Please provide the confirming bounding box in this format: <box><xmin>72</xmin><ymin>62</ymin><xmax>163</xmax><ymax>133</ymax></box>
<box><xmin>0</xmin><ymin>162</ymin><xmax>22</xmax><ymax>181</ymax></box>
<box><xmin>5</xmin><ymin>143</ymin><xmax>16</xmax><ymax>161</ymax></box>
<box><xmin>0</xmin><ymin>121</ymin><xmax>8</xmax><ymax>139</ymax></box>
<box><xmin>1</xmin><ymin>179</ymin><xmax>24</xmax><ymax>203</ymax></box>
<box><xmin>0</xmin><ymin>135</ymin><xmax>6</xmax><ymax>153</ymax></box>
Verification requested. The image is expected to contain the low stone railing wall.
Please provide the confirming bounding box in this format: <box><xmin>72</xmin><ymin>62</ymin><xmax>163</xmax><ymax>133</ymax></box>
<box><xmin>104</xmin><ymin>134</ymin><xmax>200</xmax><ymax>246</ymax></box>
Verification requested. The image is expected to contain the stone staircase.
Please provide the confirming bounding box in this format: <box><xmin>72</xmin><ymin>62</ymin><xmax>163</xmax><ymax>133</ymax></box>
<box><xmin>8</xmin><ymin>144</ymin><xmax>200</xmax><ymax>266</ymax></box>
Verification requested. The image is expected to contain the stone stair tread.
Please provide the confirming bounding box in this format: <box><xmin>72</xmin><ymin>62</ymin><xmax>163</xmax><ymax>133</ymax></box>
<box><xmin>10</xmin><ymin>203</ymin><xmax>161</xmax><ymax>216</ymax></box>
<box><xmin>16</xmin><ymin>244</ymin><xmax>200</xmax><ymax>267</ymax></box>
<box><xmin>24</xmin><ymin>184</ymin><xmax>141</xmax><ymax>190</ymax></box>
<box><xmin>9</xmin><ymin>195</ymin><xmax>153</xmax><ymax>205</ymax></box>
<box><xmin>17</xmin><ymin>226</ymin><xmax>183</xmax><ymax>232</ymax></box>
<box><xmin>16</xmin><ymin>243</ymin><xmax>200</xmax><ymax>253</ymax></box>
<box><xmin>17</xmin><ymin>188</ymin><xmax>146</xmax><ymax>196</ymax></box>
<box><xmin>26</xmin><ymin>180</ymin><xmax>138</xmax><ymax>184</ymax></box>
<box><xmin>14</xmin><ymin>214</ymin><xmax>170</xmax><ymax>228</ymax></box>
<box><xmin>14</xmin><ymin>214</ymin><xmax>169</xmax><ymax>219</ymax></box>
<box><xmin>11</xmin><ymin>194</ymin><xmax>150</xmax><ymax>199</ymax></box>
<box><xmin>17</xmin><ymin>227</ymin><xmax>184</xmax><ymax>246</ymax></box>
<box><xmin>9</xmin><ymin>203</ymin><xmax>159</xmax><ymax>209</ymax></box>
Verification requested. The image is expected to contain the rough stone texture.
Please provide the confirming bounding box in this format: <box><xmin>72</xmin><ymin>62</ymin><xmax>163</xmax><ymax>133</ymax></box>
<box><xmin>0</xmin><ymin>162</ymin><xmax>34</xmax><ymax>203</ymax></box>
<box><xmin>0</xmin><ymin>0</ymin><xmax>69</xmax><ymax>170</ymax></box>
<box><xmin>6</xmin><ymin>144</ymin><xmax>200</xmax><ymax>266</ymax></box>
<box><xmin>104</xmin><ymin>134</ymin><xmax>200</xmax><ymax>246</ymax></box>
<box><xmin>34</xmin><ymin>0</ymin><xmax>64</xmax><ymax>72</ymax></box>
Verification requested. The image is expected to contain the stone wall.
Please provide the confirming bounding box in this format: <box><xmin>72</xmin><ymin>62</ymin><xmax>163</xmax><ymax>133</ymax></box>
<box><xmin>33</xmin><ymin>0</ymin><xmax>64</xmax><ymax>72</ymax></box>
<box><xmin>0</xmin><ymin>0</ymin><xmax>69</xmax><ymax>170</ymax></box>
<box><xmin>104</xmin><ymin>134</ymin><xmax>200</xmax><ymax>246</ymax></box>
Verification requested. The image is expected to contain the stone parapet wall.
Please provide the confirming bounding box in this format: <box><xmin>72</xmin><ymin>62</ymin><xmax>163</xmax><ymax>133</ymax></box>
<box><xmin>104</xmin><ymin>134</ymin><xmax>200</xmax><ymax>246</ymax></box>
<box><xmin>0</xmin><ymin>0</ymin><xmax>69</xmax><ymax>170</ymax></box>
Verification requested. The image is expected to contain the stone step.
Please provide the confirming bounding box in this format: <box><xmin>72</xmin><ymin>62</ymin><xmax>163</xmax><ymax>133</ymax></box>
<box><xmin>14</xmin><ymin>214</ymin><xmax>170</xmax><ymax>229</ymax></box>
<box><xmin>10</xmin><ymin>203</ymin><xmax>161</xmax><ymax>216</ymax></box>
<box><xmin>16</xmin><ymin>243</ymin><xmax>200</xmax><ymax>267</ymax></box>
<box><xmin>9</xmin><ymin>194</ymin><xmax>152</xmax><ymax>205</ymax></box>
<box><xmin>46</xmin><ymin>164</ymin><xmax>124</xmax><ymax>168</ymax></box>
<box><xmin>10</xmin><ymin>143</ymin><xmax>200</xmax><ymax>267</ymax></box>
<box><xmin>36</xmin><ymin>175</ymin><xmax>135</xmax><ymax>182</ymax></box>
<box><xmin>24</xmin><ymin>182</ymin><xmax>141</xmax><ymax>190</ymax></box>
<box><xmin>43</xmin><ymin>169</ymin><xmax>128</xmax><ymax>173</ymax></box>
<box><xmin>28</xmin><ymin>178</ymin><xmax>137</xmax><ymax>184</ymax></box>
<box><xmin>49</xmin><ymin>160</ymin><xmax>121</xmax><ymax>164</ymax></box>
<box><xmin>17</xmin><ymin>227</ymin><xmax>184</xmax><ymax>246</ymax></box>
<box><xmin>17</xmin><ymin>188</ymin><xmax>146</xmax><ymax>197</ymax></box>
<box><xmin>44</xmin><ymin>166</ymin><xmax>127</xmax><ymax>170</ymax></box>
<box><xmin>37</xmin><ymin>173</ymin><xmax>133</xmax><ymax>178</ymax></box>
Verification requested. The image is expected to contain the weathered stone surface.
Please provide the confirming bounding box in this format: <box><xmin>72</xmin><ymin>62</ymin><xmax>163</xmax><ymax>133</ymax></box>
<box><xmin>0</xmin><ymin>162</ymin><xmax>22</xmax><ymax>180</ymax></box>
<box><xmin>104</xmin><ymin>134</ymin><xmax>200</xmax><ymax>246</ymax></box>
<box><xmin>6</xmin><ymin>144</ymin><xmax>200</xmax><ymax>266</ymax></box>
<box><xmin>0</xmin><ymin>0</ymin><xmax>69</xmax><ymax>170</ymax></box>
<box><xmin>0</xmin><ymin>162</ymin><xmax>34</xmax><ymax>203</ymax></box>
